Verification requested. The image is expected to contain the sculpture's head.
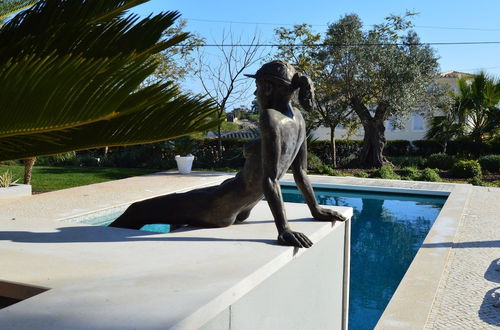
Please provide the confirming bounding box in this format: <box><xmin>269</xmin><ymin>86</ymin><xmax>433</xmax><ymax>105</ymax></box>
<box><xmin>245</xmin><ymin>60</ymin><xmax>315</xmax><ymax>112</ymax></box>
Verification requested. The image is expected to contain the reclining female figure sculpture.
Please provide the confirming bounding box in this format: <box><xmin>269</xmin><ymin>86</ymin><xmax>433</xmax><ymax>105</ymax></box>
<box><xmin>109</xmin><ymin>60</ymin><xmax>346</xmax><ymax>248</ymax></box>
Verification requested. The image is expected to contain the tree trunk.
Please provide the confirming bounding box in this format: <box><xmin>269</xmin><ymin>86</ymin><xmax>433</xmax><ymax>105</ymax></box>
<box><xmin>23</xmin><ymin>157</ymin><xmax>36</xmax><ymax>185</ymax></box>
<box><xmin>357</xmin><ymin>119</ymin><xmax>388</xmax><ymax>168</ymax></box>
<box><xmin>330</xmin><ymin>126</ymin><xmax>337</xmax><ymax>168</ymax></box>
<box><xmin>217</xmin><ymin>123</ymin><xmax>222</xmax><ymax>165</ymax></box>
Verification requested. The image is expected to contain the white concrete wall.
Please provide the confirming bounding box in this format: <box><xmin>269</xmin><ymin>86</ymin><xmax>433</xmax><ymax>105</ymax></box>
<box><xmin>201</xmin><ymin>220</ymin><xmax>350</xmax><ymax>330</ymax></box>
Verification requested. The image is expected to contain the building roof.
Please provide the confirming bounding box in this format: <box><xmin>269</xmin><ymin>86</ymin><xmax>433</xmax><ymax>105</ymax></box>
<box><xmin>439</xmin><ymin>71</ymin><xmax>475</xmax><ymax>78</ymax></box>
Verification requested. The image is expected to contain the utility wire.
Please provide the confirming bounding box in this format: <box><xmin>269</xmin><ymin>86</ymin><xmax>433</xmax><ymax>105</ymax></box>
<box><xmin>185</xmin><ymin>17</ymin><xmax>500</xmax><ymax>32</ymax></box>
<box><xmin>177</xmin><ymin>41</ymin><xmax>500</xmax><ymax>47</ymax></box>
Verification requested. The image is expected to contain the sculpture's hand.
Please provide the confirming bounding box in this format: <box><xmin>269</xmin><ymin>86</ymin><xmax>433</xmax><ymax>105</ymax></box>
<box><xmin>278</xmin><ymin>229</ymin><xmax>313</xmax><ymax>248</ymax></box>
<box><xmin>313</xmin><ymin>207</ymin><xmax>347</xmax><ymax>222</ymax></box>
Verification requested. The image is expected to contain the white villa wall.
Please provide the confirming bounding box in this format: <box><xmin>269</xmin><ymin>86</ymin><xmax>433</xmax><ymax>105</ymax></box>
<box><xmin>312</xmin><ymin>72</ymin><xmax>470</xmax><ymax>142</ymax></box>
<box><xmin>313</xmin><ymin>113</ymin><xmax>427</xmax><ymax>142</ymax></box>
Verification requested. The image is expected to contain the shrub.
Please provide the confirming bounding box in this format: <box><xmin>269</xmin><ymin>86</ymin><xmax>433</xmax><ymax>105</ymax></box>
<box><xmin>36</xmin><ymin>152</ymin><xmax>78</xmax><ymax>166</ymax></box>
<box><xmin>426</xmin><ymin>153</ymin><xmax>456</xmax><ymax>170</ymax></box>
<box><xmin>415</xmin><ymin>168</ymin><xmax>441</xmax><ymax>182</ymax></box>
<box><xmin>388</xmin><ymin>156</ymin><xmax>426</xmax><ymax>168</ymax></box>
<box><xmin>450</xmin><ymin>160</ymin><xmax>482</xmax><ymax>179</ymax></box>
<box><xmin>468</xmin><ymin>176</ymin><xmax>484</xmax><ymax>186</ymax></box>
<box><xmin>399</xmin><ymin>167</ymin><xmax>420</xmax><ymax>180</ymax></box>
<box><xmin>354</xmin><ymin>171</ymin><xmax>369</xmax><ymax>178</ymax></box>
<box><xmin>369</xmin><ymin>165</ymin><xmax>400</xmax><ymax>180</ymax></box>
<box><xmin>478</xmin><ymin>155</ymin><xmax>500</xmax><ymax>173</ymax></box>
<box><xmin>0</xmin><ymin>170</ymin><xmax>19</xmax><ymax>187</ymax></box>
<box><xmin>78</xmin><ymin>155</ymin><xmax>101</xmax><ymax>167</ymax></box>
<box><xmin>307</xmin><ymin>152</ymin><xmax>323</xmax><ymax>171</ymax></box>
<box><xmin>314</xmin><ymin>164</ymin><xmax>340</xmax><ymax>176</ymax></box>
<box><xmin>0</xmin><ymin>160</ymin><xmax>21</xmax><ymax>166</ymax></box>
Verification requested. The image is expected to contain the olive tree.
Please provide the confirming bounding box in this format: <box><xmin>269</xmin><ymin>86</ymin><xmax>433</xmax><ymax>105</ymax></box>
<box><xmin>326</xmin><ymin>13</ymin><xmax>439</xmax><ymax>168</ymax></box>
<box><xmin>275</xmin><ymin>13</ymin><xmax>440</xmax><ymax>168</ymax></box>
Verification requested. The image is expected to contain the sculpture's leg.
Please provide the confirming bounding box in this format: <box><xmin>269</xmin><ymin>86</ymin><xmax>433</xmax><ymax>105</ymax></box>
<box><xmin>234</xmin><ymin>200</ymin><xmax>260</xmax><ymax>223</ymax></box>
<box><xmin>109</xmin><ymin>200</ymin><xmax>162</xmax><ymax>229</ymax></box>
<box><xmin>108</xmin><ymin>193</ymin><xmax>196</xmax><ymax>229</ymax></box>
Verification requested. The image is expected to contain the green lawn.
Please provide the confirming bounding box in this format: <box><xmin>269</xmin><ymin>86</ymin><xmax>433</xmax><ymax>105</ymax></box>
<box><xmin>0</xmin><ymin>165</ymin><xmax>158</xmax><ymax>192</ymax></box>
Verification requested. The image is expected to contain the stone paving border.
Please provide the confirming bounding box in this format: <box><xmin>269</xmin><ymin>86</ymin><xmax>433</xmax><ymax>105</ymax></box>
<box><xmin>424</xmin><ymin>186</ymin><xmax>500</xmax><ymax>329</ymax></box>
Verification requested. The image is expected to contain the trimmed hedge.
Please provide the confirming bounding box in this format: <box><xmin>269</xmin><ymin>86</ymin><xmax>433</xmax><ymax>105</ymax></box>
<box><xmin>308</xmin><ymin>140</ymin><xmax>363</xmax><ymax>165</ymax></box>
<box><xmin>384</xmin><ymin>140</ymin><xmax>412</xmax><ymax>157</ymax></box>
<box><xmin>478</xmin><ymin>155</ymin><xmax>500</xmax><ymax>173</ymax></box>
<box><xmin>69</xmin><ymin>137</ymin><xmax>499</xmax><ymax>170</ymax></box>
<box><xmin>426</xmin><ymin>153</ymin><xmax>456</xmax><ymax>170</ymax></box>
<box><xmin>411</xmin><ymin>140</ymin><xmax>443</xmax><ymax>156</ymax></box>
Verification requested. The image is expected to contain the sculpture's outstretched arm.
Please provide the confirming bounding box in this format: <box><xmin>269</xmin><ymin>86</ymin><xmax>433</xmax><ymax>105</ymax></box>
<box><xmin>260</xmin><ymin>110</ymin><xmax>312</xmax><ymax>248</ymax></box>
<box><xmin>291</xmin><ymin>141</ymin><xmax>347</xmax><ymax>222</ymax></box>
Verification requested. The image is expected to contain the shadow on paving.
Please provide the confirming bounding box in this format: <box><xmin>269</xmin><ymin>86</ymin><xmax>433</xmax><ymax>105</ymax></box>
<box><xmin>478</xmin><ymin>258</ymin><xmax>500</xmax><ymax>327</ymax></box>
<box><xmin>0</xmin><ymin>218</ymin><xmax>322</xmax><ymax>245</ymax></box>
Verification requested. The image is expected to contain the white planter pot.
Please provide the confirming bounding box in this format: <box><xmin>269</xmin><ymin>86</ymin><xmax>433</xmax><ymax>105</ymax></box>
<box><xmin>0</xmin><ymin>184</ymin><xmax>32</xmax><ymax>199</ymax></box>
<box><xmin>175</xmin><ymin>155</ymin><xmax>195</xmax><ymax>174</ymax></box>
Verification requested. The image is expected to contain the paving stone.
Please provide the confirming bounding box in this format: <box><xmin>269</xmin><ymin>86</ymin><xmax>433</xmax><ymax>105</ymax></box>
<box><xmin>425</xmin><ymin>187</ymin><xmax>500</xmax><ymax>329</ymax></box>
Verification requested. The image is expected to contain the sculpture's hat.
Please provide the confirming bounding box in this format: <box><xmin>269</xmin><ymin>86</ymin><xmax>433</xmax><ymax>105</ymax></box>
<box><xmin>244</xmin><ymin>60</ymin><xmax>295</xmax><ymax>86</ymax></box>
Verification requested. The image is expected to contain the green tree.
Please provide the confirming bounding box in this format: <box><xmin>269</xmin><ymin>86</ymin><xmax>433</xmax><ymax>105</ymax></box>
<box><xmin>273</xmin><ymin>23</ymin><xmax>359</xmax><ymax>168</ymax></box>
<box><xmin>330</xmin><ymin>13</ymin><xmax>439</xmax><ymax>168</ymax></box>
<box><xmin>425</xmin><ymin>85</ymin><xmax>462</xmax><ymax>153</ymax></box>
<box><xmin>276</xmin><ymin>14</ymin><xmax>439</xmax><ymax>168</ymax></box>
<box><xmin>0</xmin><ymin>0</ymin><xmax>220</xmax><ymax>165</ymax></box>
<box><xmin>143</xmin><ymin>19</ymin><xmax>204</xmax><ymax>87</ymax></box>
<box><xmin>456</xmin><ymin>71</ymin><xmax>500</xmax><ymax>143</ymax></box>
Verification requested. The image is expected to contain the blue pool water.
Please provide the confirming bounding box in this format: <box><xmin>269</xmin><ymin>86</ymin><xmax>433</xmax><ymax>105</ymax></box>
<box><xmin>72</xmin><ymin>186</ymin><xmax>446</xmax><ymax>329</ymax></box>
<box><xmin>68</xmin><ymin>207</ymin><xmax>171</xmax><ymax>233</ymax></box>
<box><xmin>280</xmin><ymin>186</ymin><xmax>446</xmax><ymax>330</ymax></box>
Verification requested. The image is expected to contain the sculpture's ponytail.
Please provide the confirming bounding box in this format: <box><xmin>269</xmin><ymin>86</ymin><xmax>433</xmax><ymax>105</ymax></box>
<box><xmin>291</xmin><ymin>73</ymin><xmax>315</xmax><ymax>112</ymax></box>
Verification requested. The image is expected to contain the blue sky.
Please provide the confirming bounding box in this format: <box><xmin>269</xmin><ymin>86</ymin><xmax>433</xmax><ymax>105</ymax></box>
<box><xmin>131</xmin><ymin>0</ymin><xmax>500</xmax><ymax>106</ymax></box>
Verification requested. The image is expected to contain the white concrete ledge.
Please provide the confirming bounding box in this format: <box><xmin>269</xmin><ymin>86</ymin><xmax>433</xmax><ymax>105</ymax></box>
<box><xmin>0</xmin><ymin>197</ymin><xmax>352</xmax><ymax>329</ymax></box>
<box><xmin>0</xmin><ymin>184</ymin><xmax>31</xmax><ymax>199</ymax></box>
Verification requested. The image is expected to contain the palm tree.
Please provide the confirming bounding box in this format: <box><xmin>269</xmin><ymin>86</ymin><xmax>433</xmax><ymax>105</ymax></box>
<box><xmin>427</xmin><ymin>72</ymin><xmax>500</xmax><ymax>151</ymax></box>
<box><xmin>456</xmin><ymin>72</ymin><xmax>500</xmax><ymax>143</ymax></box>
<box><xmin>0</xmin><ymin>0</ymin><xmax>220</xmax><ymax>169</ymax></box>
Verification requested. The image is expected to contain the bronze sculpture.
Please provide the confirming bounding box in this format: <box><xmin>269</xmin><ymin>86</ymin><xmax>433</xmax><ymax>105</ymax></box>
<box><xmin>109</xmin><ymin>60</ymin><xmax>347</xmax><ymax>248</ymax></box>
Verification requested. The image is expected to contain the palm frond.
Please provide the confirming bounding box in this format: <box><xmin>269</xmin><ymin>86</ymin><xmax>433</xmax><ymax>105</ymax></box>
<box><xmin>0</xmin><ymin>0</ymin><xmax>219</xmax><ymax>161</ymax></box>
<box><xmin>0</xmin><ymin>54</ymin><xmax>158</xmax><ymax>138</ymax></box>
<box><xmin>0</xmin><ymin>96</ymin><xmax>222</xmax><ymax>160</ymax></box>
<box><xmin>0</xmin><ymin>0</ymin><xmax>36</xmax><ymax>21</ymax></box>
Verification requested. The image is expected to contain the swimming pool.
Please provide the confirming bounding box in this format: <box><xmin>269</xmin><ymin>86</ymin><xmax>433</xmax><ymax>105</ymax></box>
<box><xmin>281</xmin><ymin>186</ymin><xmax>446</xmax><ymax>330</ymax></box>
<box><xmin>65</xmin><ymin>185</ymin><xmax>446</xmax><ymax>330</ymax></box>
